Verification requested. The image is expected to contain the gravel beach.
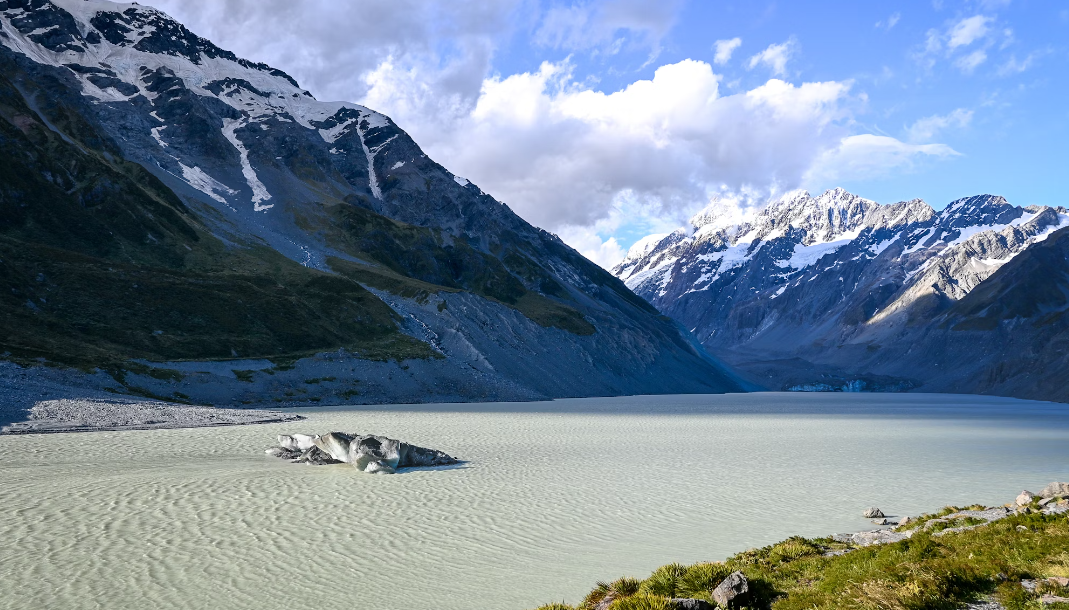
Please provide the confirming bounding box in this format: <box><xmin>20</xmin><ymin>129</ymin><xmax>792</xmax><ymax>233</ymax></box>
<box><xmin>0</xmin><ymin>362</ymin><xmax>301</xmax><ymax>434</ymax></box>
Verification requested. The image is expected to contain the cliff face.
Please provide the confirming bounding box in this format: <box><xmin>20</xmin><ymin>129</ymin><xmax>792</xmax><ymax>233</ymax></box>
<box><xmin>615</xmin><ymin>188</ymin><xmax>1069</xmax><ymax>402</ymax></box>
<box><xmin>0</xmin><ymin>0</ymin><xmax>744</xmax><ymax>405</ymax></box>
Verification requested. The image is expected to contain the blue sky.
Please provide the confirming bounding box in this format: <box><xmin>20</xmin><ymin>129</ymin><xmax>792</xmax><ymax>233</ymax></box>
<box><xmin>152</xmin><ymin>0</ymin><xmax>1068</xmax><ymax>266</ymax></box>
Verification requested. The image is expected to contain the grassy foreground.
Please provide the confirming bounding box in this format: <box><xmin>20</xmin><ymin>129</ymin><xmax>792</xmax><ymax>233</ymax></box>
<box><xmin>534</xmin><ymin>500</ymin><xmax>1069</xmax><ymax>610</ymax></box>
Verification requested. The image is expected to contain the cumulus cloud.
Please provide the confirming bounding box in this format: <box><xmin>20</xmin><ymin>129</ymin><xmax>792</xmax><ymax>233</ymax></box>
<box><xmin>747</xmin><ymin>39</ymin><xmax>796</xmax><ymax>76</ymax></box>
<box><xmin>906</xmin><ymin>108</ymin><xmax>973</xmax><ymax>142</ymax></box>
<box><xmin>144</xmin><ymin>0</ymin><xmax>959</xmax><ymax>269</ymax></box>
<box><xmin>397</xmin><ymin>60</ymin><xmax>856</xmax><ymax>232</ymax></box>
<box><xmin>713</xmin><ymin>37</ymin><xmax>742</xmax><ymax>65</ymax></box>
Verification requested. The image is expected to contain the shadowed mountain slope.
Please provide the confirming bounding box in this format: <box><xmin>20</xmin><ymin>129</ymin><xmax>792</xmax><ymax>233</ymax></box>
<box><xmin>0</xmin><ymin>0</ymin><xmax>743</xmax><ymax>405</ymax></box>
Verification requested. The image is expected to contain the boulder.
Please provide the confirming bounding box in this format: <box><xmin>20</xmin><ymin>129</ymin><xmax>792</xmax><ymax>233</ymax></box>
<box><xmin>1039</xmin><ymin>482</ymin><xmax>1069</xmax><ymax>499</ymax></box>
<box><xmin>313</xmin><ymin>432</ymin><xmax>353</xmax><ymax>463</ymax></box>
<box><xmin>593</xmin><ymin>593</ymin><xmax>617</xmax><ymax>610</ymax></box>
<box><xmin>1016</xmin><ymin>491</ymin><xmax>1035</xmax><ymax>506</ymax></box>
<box><xmin>712</xmin><ymin>571</ymin><xmax>749</xmax><ymax>608</ymax></box>
<box><xmin>669</xmin><ymin>599</ymin><xmax>714</xmax><ymax>610</ymax></box>
<box><xmin>863</xmin><ymin>507</ymin><xmax>885</xmax><ymax>519</ymax></box>
<box><xmin>871</xmin><ymin>518</ymin><xmax>889</xmax><ymax>526</ymax></box>
<box><xmin>899</xmin><ymin>516</ymin><xmax>911</xmax><ymax>526</ymax></box>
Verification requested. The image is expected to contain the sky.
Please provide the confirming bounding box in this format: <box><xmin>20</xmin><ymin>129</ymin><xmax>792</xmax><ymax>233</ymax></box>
<box><xmin>147</xmin><ymin>0</ymin><xmax>1069</xmax><ymax>268</ymax></box>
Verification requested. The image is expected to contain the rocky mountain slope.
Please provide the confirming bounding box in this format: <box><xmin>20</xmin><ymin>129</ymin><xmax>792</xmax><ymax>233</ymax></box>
<box><xmin>615</xmin><ymin>188</ymin><xmax>1069</xmax><ymax>401</ymax></box>
<box><xmin>0</xmin><ymin>0</ymin><xmax>743</xmax><ymax>410</ymax></box>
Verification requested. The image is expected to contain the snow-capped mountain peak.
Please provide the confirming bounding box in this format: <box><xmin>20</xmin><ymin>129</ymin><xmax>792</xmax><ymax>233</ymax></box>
<box><xmin>0</xmin><ymin>0</ymin><xmax>411</xmax><ymax>266</ymax></box>
<box><xmin>615</xmin><ymin>188</ymin><xmax>1066</xmax><ymax>321</ymax></box>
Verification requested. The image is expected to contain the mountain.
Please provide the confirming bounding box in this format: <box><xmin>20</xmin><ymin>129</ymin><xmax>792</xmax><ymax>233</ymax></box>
<box><xmin>0</xmin><ymin>0</ymin><xmax>744</xmax><ymax>407</ymax></box>
<box><xmin>614</xmin><ymin>188</ymin><xmax>1069</xmax><ymax>402</ymax></box>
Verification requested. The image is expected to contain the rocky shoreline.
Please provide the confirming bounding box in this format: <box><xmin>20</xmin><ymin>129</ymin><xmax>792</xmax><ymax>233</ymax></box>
<box><xmin>0</xmin><ymin>398</ymin><xmax>302</xmax><ymax>434</ymax></box>
<box><xmin>537</xmin><ymin>483</ymin><xmax>1069</xmax><ymax>610</ymax></box>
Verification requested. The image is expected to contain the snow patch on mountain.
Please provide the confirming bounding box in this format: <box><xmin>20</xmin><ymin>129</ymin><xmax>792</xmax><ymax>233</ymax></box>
<box><xmin>149</xmin><ymin>125</ymin><xmax>167</xmax><ymax>148</ymax></box>
<box><xmin>179</xmin><ymin>163</ymin><xmax>237</xmax><ymax>206</ymax></box>
<box><xmin>616</xmin><ymin>188</ymin><xmax>1069</xmax><ymax>335</ymax></box>
<box><xmin>221</xmin><ymin>118</ymin><xmax>272</xmax><ymax>211</ymax></box>
<box><xmin>778</xmin><ymin>229</ymin><xmax>861</xmax><ymax>270</ymax></box>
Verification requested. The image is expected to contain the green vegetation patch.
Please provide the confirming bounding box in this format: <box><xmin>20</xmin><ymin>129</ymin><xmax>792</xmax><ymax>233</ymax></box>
<box><xmin>0</xmin><ymin>64</ymin><xmax>443</xmax><ymax>371</ymax></box>
<box><xmin>533</xmin><ymin>511</ymin><xmax>1069</xmax><ymax>610</ymax></box>
<box><xmin>328</xmin><ymin>207</ymin><xmax>596</xmax><ymax>335</ymax></box>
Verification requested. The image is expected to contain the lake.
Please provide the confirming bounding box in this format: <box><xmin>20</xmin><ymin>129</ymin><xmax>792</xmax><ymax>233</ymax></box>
<box><xmin>2</xmin><ymin>392</ymin><xmax>1068</xmax><ymax>610</ymax></box>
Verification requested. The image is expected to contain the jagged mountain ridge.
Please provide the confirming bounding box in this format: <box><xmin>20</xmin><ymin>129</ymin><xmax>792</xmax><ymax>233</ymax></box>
<box><xmin>0</xmin><ymin>0</ymin><xmax>744</xmax><ymax>406</ymax></box>
<box><xmin>614</xmin><ymin>188</ymin><xmax>1069</xmax><ymax>401</ymax></box>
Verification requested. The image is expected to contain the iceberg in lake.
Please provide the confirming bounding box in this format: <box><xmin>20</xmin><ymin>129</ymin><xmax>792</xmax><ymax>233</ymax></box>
<box><xmin>267</xmin><ymin>432</ymin><xmax>457</xmax><ymax>473</ymax></box>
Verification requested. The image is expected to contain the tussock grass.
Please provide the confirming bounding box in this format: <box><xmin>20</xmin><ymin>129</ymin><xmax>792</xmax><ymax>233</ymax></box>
<box><xmin>531</xmin><ymin>509</ymin><xmax>1069</xmax><ymax>610</ymax></box>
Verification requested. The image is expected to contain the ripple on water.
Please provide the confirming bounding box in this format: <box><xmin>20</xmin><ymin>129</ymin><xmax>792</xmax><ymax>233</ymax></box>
<box><xmin>2</xmin><ymin>393</ymin><xmax>1069</xmax><ymax>610</ymax></box>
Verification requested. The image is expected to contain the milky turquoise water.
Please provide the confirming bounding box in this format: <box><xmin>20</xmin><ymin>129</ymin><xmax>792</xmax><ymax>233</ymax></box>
<box><xmin>2</xmin><ymin>392</ymin><xmax>1069</xmax><ymax>610</ymax></box>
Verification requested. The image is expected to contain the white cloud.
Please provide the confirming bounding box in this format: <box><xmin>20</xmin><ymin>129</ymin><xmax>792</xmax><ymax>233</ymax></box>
<box><xmin>906</xmin><ymin>108</ymin><xmax>973</xmax><ymax>142</ymax></box>
<box><xmin>804</xmin><ymin>135</ymin><xmax>960</xmax><ymax>186</ymax></box>
<box><xmin>747</xmin><ymin>39</ymin><xmax>796</xmax><ymax>77</ymax></box>
<box><xmin>368</xmin><ymin>57</ymin><xmax>950</xmax><ymax>254</ymax></box>
<box><xmin>915</xmin><ymin>14</ymin><xmax>1005</xmax><ymax>75</ymax></box>
<box><xmin>954</xmin><ymin>49</ymin><xmax>988</xmax><ymax>73</ymax></box>
<box><xmin>148</xmin><ymin>0</ymin><xmax>517</xmax><ymax>108</ymax></box>
<box><xmin>713</xmin><ymin>37</ymin><xmax>742</xmax><ymax>65</ymax></box>
<box><xmin>876</xmin><ymin>12</ymin><xmax>901</xmax><ymax>30</ymax></box>
<box><xmin>997</xmin><ymin>50</ymin><xmax>1045</xmax><ymax>76</ymax></box>
<box><xmin>534</xmin><ymin>0</ymin><xmax>685</xmax><ymax>53</ymax></box>
<box><xmin>384</xmin><ymin>60</ymin><xmax>856</xmax><ymax>230</ymax></box>
<box><xmin>557</xmin><ymin>225</ymin><xmax>627</xmax><ymax>269</ymax></box>
<box><xmin>947</xmin><ymin>15</ymin><xmax>992</xmax><ymax>49</ymax></box>
<box><xmin>144</xmin><ymin>0</ymin><xmax>960</xmax><ymax>269</ymax></box>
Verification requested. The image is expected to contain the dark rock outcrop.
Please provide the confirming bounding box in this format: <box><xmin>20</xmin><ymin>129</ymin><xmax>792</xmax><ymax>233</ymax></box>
<box><xmin>712</xmin><ymin>571</ymin><xmax>749</xmax><ymax>608</ymax></box>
